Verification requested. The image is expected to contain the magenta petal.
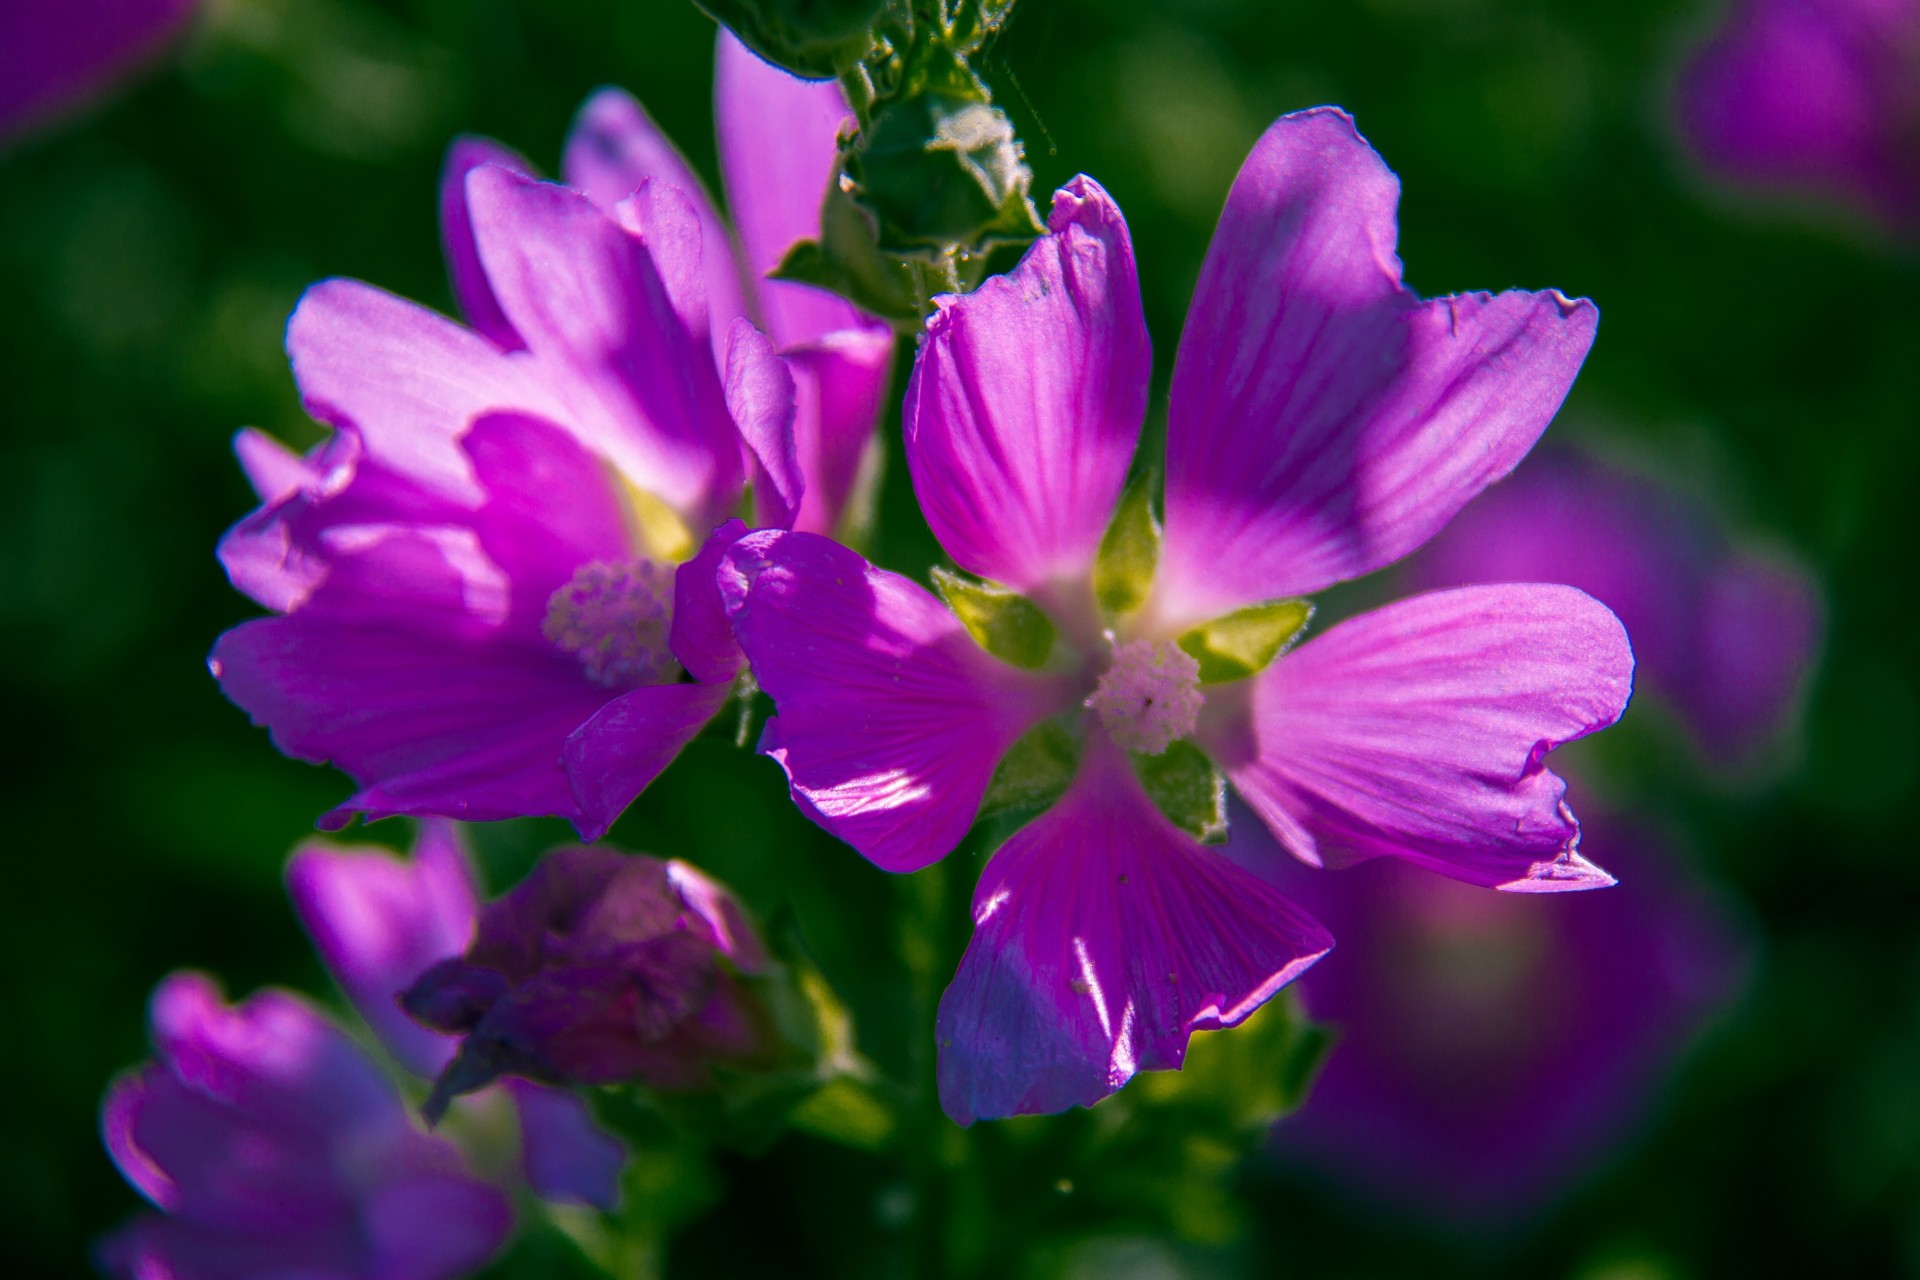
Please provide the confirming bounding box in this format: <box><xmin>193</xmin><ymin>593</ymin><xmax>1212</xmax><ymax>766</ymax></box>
<box><xmin>671</xmin><ymin>518</ymin><xmax>750</xmax><ymax>684</ymax></box>
<box><xmin>465</xmin><ymin>166</ymin><xmax>742</xmax><ymax>525</ymax></box>
<box><xmin>936</xmin><ymin>739</ymin><xmax>1333</xmax><ymax>1125</ymax></box>
<box><xmin>504</xmin><ymin>1079</ymin><xmax>625</xmax><ymax>1209</ymax></box>
<box><xmin>785</xmin><ymin>327</ymin><xmax>893</xmax><ymax>536</ymax></box>
<box><xmin>439</xmin><ymin>137</ymin><xmax>534</xmax><ymax>349</ymax></box>
<box><xmin>232</xmin><ymin>428</ymin><xmax>318</xmax><ymax>505</ymax></box>
<box><xmin>1209</xmin><ymin>584</ymin><xmax>1633</xmax><ymax>891</ymax></box>
<box><xmin>563</xmin><ymin>85</ymin><xmax>752</xmax><ymax>342</ymax></box>
<box><xmin>1680</xmin><ymin>552</ymin><xmax>1821</xmax><ymax>764</ymax></box>
<box><xmin>904</xmin><ymin>177</ymin><xmax>1149</xmax><ymax>592</ymax></box>
<box><xmin>1156</xmin><ymin>109</ymin><xmax>1598</xmax><ymax>623</ymax></box>
<box><xmin>563</xmin><ymin>681</ymin><xmax>735</xmax><ymax>841</ymax></box>
<box><xmin>284</xmin><ymin>821</ymin><xmax>480</xmax><ymax>1077</ymax></box>
<box><xmin>724</xmin><ymin>318</ymin><xmax>803</xmax><ymax>529</ymax></box>
<box><xmin>712</xmin><ymin>29</ymin><xmax>862</xmax><ymax>347</ymax></box>
<box><xmin>210</xmin><ymin>527</ymin><xmax>609</xmax><ymax>829</ymax></box>
<box><xmin>722</xmin><ymin>530</ymin><xmax>1071</xmax><ymax>873</ymax></box>
<box><xmin>286</xmin><ymin>278</ymin><xmax>567</xmax><ymax>505</ymax></box>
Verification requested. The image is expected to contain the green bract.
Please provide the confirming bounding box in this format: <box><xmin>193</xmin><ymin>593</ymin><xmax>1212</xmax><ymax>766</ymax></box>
<box><xmin>1132</xmin><ymin>740</ymin><xmax>1228</xmax><ymax>843</ymax></box>
<box><xmin>932</xmin><ymin>566</ymin><xmax>1056</xmax><ymax>668</ymax></box>
<box><xmin>1177</xmin><ymin>599</ymin><xmax>1314</xmax><ymax>684</ymax></box>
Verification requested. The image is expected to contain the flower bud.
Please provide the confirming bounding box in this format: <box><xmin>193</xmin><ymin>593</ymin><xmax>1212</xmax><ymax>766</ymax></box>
<box><xmin>401</xmin><ymin>847</ymin><xmax>776</xmax><ymax>1122</ymax></box>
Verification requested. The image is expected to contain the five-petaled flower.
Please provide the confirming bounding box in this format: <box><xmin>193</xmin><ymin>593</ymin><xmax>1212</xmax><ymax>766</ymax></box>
<box><xmin>209</xmin><ymin>35</ymin><xmax>888</xmax><ymax>841</ymax></box>
<box><xmin>722</xmin><ymin>109</ymin><xmax>1633</xmax><ymax>1123</ymax></box>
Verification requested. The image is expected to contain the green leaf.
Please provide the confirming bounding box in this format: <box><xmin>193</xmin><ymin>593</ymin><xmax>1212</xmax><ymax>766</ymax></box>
<box><xmin>931</xmin><ymin>566</ymin><xmax>1056</xmax><ymax>668</ymax></box>
<box><xmin>1091</xmin><ymin>471</ymin><xmax>1161</xmax><ymax>617</ymax></box>
<box><xmin>771</xmin><ymin>178</ymin><xmax>924</xmax><ymax>330</ymax></box>
<box><xmin>690</xmin><ymin>0</ymin><xmax>888</xmax><ymax>79</ymax></box>
<box><xmin>847</xmin><ymin>91</ymin><xmax>1043</xmax><ymax>257</ymax></box>
<box><xmin>1175</xmin><ymin>598</ymin><xmax>1313</xmax><ymax>684</ymax></box>
<box><xmin>1130</xmin><ymin>989</ymin><xmax>1336</xmax><ymax>1133</ymax></box>
<box><xmin>980</xmin><ymin>718</ymin><xmax>1079</xmax><ymax>816</ymax></box>
<box><xmin>1132</xmin><ymin>740</ymin><xmax>1226</xmax><ymax>843</ymax></box>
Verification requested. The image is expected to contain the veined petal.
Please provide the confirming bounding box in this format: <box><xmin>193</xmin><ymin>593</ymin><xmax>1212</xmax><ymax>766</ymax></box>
<box><xmin>1207</xmin><ymin>584</ymin><xmax>1633</xmax><ymax>891</ymax></box>
<box><xmin>904</xmin><ymin>177</ymin><xmax>1149</xmax><ymax>593</ymax></box>
<box><xmin>286</xmin><ymin>277</ymin><xmax>568</xmax><ymax>506</ymax></box>
<box><xmin>465</xmin><ymin>166</ymin><xmax>743</xmax><ymax>526</ymax></box>
<box><xmin>210</xmin><ymin>526</ymin><xmax>610</xmax><ymax>830</ymax></box>
<box><xmin>712</xmin><ymin>29</ymin><xmax>862</xmax><ymax>348</ymax></box>
<box><xmin>232</xmin><ymin>428</ymin><xmax>319</xmax><ymax>505</ymax></box>
<box><xmin>671</xmin><ymin>518</ymin><xmax>750</xmax><ymax>685</ymax></box>
<box><xmin>723</xmin><ymin>318</ymin><xmax>803</xmax><ymax>530</ymax></box>
<box><xmin>722</xmin><ymin>530</ymin><xmax>1072</xmax><ymax>873</ymax></box>
<box><xmin>1157</xmin><ymin>109</ymin><xmax>1597</xmax><ymax>624</ymax></box>
<box><xmin>562</xmin><ymin>680</ymin><xmax>735</xmax><ymax>841</ymax></box>
<box><xmin>936</xmin><ymin>736</ymin><xmax>1333</xmax><ymax>1125</ymax></box>
<box><xmin>563</xmin><ymin>85</ymin><xmax>752</xmax><ymax>346</ymax></box>
<box><xmin>285</xmin><ymin>821</ymin><xmax>481</xmax><ymax>1078</ymax></box>
<box><xmin>439</xmin><ymin>136</ymin><xmax>534</xmax><ymax>349</ymax></box>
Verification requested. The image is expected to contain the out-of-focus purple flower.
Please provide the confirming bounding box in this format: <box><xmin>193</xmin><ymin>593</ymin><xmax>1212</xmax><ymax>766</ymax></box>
<box><xmin>0</xmin><ymin>0</ymin><xmax>198</xmax><ymax>146</ymax></box>
<box><xmin>723</xmin><ymin>109</ymin><xmax>1630</xmax><ymax>1123</ymax></box>
<box><xmin>1244</xmin><ymin>801</ymin><xmax>1748</xmax><ymax>1219</ymax></box>
<box><xmin>98</xmin><ymin>972</ymin><xmax>512</xmax><ymax>1280</ymax></box>
<box><xmin>288</xmin><ymin>821</ymin><xmax>626</xmax><ymax>1208</ymax></box>
<box><xmin>399</xmin><ymin>845</ymin><xmax>774</xmax><ymax>1120</ymax></box>
<box><xmin>1677</xmin><ymin>0</ymin><xmax>1920</xmax><ymax>236</ymax></box>
<box><xmin>209</xmin><ymin>74</ymin><xmax>818</xmax><ymax>840</ymax></box>
<box><xmin>1407</xmin><ymin>445</ymin><xmax>1821</xmax><ymax>767</ymax></box>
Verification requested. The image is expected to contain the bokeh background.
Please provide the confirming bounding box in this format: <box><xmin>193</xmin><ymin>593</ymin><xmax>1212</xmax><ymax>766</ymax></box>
<box><xmin>3</xmin><ymin>0</ymin><xmax>1916</xmax><ymax>1275</ymax></box>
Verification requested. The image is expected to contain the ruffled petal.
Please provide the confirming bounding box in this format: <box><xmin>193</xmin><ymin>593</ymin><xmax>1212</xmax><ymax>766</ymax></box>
<box><xmin>439</xmin><ymin>137</ymin><xmax>534</xmax><ymax>349</ymax></box>
<box><xmin>722</xmin><ymin>530</ymin><xmax>1072</xmax><ymax>872</ymax></box>
<box><xmin>465</xmin><ymin>165</ymin><xmax>744</xmax><ymax>527</ymax></box>
<box><xmin>936</xmin><ymin>737</ymin><xmax>1333</xmax><ymax>1124</ymax></box>
<box><xmin>712</xmin><ymin>29</ymin><xmax>862</xmax><ymax>346</ymax></box>
<box><xmin>563</xmin><ymin>85</ymin><xmax>752</xmax><ymax>345</ymax></box>
<box><xmin>210</xmin><ymin>526</ymin><xmax>610</xmax><ymax>829</ymax></box>
<box><xmin>232</xmin><ymin>428</ymin><xmax>319</xmax><ymax>505</ymax></box>
<box><xmin>903</xmin><ymin>177</ymin><xmax>1149</xmax><ymax>592</ymax></box>
<box><xmin>562</xmin><ymin>680</ymin><xmax>735</xmax><ymax>841</ymax></box>
<box><xmin>285</xmin><ymin>821</ymin><xmax>481</xmax><ymax>1077</ymax></box>
<box><xmin>1207</xmin><ymin>584</ymin><xmax>1633</xmax><ymax>891</ymax></box>
<box><xmin>504</xmin><ymin>1079</ymin><xmax>626</xmax><ymax>1210</ymax></box>
<box><xmin>1156</xmin><ymin>109</ymin><xmax>1597</xmax><ymax>624</ymax></box>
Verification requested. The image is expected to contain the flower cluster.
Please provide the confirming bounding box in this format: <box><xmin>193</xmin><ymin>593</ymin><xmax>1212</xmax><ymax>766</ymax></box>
<box><xmin>99</xmin><ymin>18</ymin><xmax>1697</xmax><ymax>1274</ymax></box>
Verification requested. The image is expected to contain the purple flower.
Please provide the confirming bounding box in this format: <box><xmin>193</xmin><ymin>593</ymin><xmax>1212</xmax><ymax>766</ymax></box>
<box><xmin>98</xmin><ymin>972</ymin><xmax>512</xmax><ymax>1280</ymax></box>
<box><xmin>0</xmin><ymin>0</ymin><xmax>198</xmax><ymax>145</ymax></box>
<box><xmin>209</xmin><ymin>46</ymin><xmax>880</xmax><ymax>838</ymax></box>
<box><xmin>1246</xmin><ymin>801</ymin><xmax>1748</xmax><ymax>1219</ymax></box>
<box><xmin>398</xmin><ymin>845</ymin><xmax>775</xmax><ymax>1119</ymax></box>
<box><xmin>1406</xmin><ymin>444</ymin><xmax>1821</xmax><ymax>767</ymax></box>
<box><xmin>721</xmin><ymin>110</ymin><xmax>1631</xmax><ymax>1123</ymax></box>
<box><xmin>288</xmin><ymin>821</ymin><xmax>626</xmax><ymax>1208</ymax></box>
<box><xmin>1677</xmin><ymin>0</ymin><xmax>1920</xmax><ymax>236</ymax></box>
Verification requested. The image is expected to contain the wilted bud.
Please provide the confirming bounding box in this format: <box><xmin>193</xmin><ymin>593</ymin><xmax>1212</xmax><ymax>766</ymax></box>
<box><xmin>849</xmin><ymin>91</ymin><xmax>1042</xmax><ymax>255</ymax></box>
<box><xmin>691</xmin><ymin>0</ymin><xmax>888</xmax><ymax>78</ymax></box>
<box><xmin>402</xmin><ymin>847</ymin><xmax>778</xmax><ymax>1123</ymax></box>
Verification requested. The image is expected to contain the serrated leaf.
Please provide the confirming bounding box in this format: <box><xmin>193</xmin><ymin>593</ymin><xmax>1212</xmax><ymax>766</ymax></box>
<box><xmin>980</xmin><ymin>718</ymin><xmax>1079</xmax><ymax>816</ymax></box>
<box><xmin>690</xmin><ymin>0</ymin><xmax>886</xmax><ymax>79</ymax></box>
<box><xmin>772</xmin><ymin>177</ymin><xmax>924</xmax><ymax>329</ymax></box>
<box><xmin>848</xmin><ymin>92</ymin><xmax>1042</xmax><ymax>257</ymax></box>
<box><xmin>931</xmin><ymin>566</ymin><xmax>1056</xmax><ymax>668</ymax></box>
<box><xmin>1092</xmin><ymin>471</ymin><xmax>1160</xmax><ymax>616</ymax></box>
<box><xmin>1175</xmin><ymin>598</ymin><xmax>1313</xmax><ymax>684</ymax></box>
<box><xmin>1132</xmin><ymin>740</ymin><xmax>1226</xmax><ymax>843</ymax></box>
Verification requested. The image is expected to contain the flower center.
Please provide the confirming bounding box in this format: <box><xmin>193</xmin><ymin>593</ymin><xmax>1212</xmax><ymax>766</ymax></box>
<box><xmin>543</xmin><ymin>559</ymin><xmax>679</xmax><ymax>688</ymax></box>
<box><xmin>1086</xmin><ymin>639</ymin><xmax>1204</xmax><ymax>755</ymax></box>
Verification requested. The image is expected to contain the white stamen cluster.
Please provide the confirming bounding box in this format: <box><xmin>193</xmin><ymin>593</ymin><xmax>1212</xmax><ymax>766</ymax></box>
<box><xmin>1086</xmin><ymin>639</ymin><xmax>1204</xmax><ymax>755</ymax></box>
<box><xmin>542</xmin><ymin>559</ymin><xmax>679</xmax><ymax>688</ymax></box>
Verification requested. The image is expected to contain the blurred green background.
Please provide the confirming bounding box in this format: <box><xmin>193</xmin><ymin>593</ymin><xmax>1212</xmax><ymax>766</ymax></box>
<box><xmin>2</xmin><ymin>0</ymin><xmax>1916</xmax><ymax>1275</ymax></box>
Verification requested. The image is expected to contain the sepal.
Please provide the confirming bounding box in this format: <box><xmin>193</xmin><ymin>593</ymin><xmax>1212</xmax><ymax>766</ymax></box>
<box><xmin>1176</xmin><ymin>599</ymin><xmax>1313</xmax><ymax>684</ymax></box>
<box><xmin>931</xmin><ymin>566</ymin><xmax>1057</xmax><ymax>669</ymax></box>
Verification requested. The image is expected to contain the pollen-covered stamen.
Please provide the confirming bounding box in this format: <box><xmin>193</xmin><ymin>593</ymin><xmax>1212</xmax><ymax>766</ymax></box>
<box><xmin>543</xmin><ymin>559</ymin><xmax>680</xmax><ymax>688</ymax></box>
<box><xmin>1087</xmin><ymin>639</ymin><xmax>1204</xmax><ymax>755</ymax></box>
